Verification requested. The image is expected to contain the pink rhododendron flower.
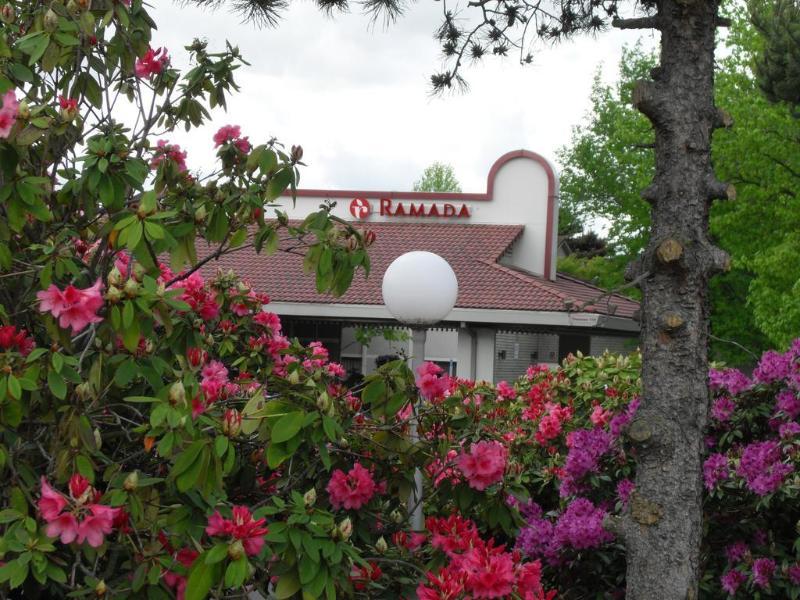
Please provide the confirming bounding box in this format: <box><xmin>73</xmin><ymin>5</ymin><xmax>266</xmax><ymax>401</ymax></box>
<box><xmin>458</xmin><ymin>540</ymin><xmax>516</xmax><ymax>598</ymax></box>
<box><xmin>417</xmin><ymin>567</ymin><xmax>465</xmax><ymax>600</ymax></box>
<box><xmin>426</xmin><ymin>514</ymin><xmax>481</xmax><ymax>557</ymax></box>
<box><xmin>172</xmin><ymin>272</ymin><xmax>220</xmax><ymax>321</ymax></box>
<box><xmin>589</xmin><ymin>403</ymin><xmax>612</xmax><ymax>427</ymax></box>
<box><xmin>416</xmin><ymin>361</ymin><xmax>450</xmax><ymax>402</ymax></box>
<box><xmin>253</xmin><ymin>310</ymin><xmax>282</xmax><ymax>334</ymax></box>
<box><xmin>0</xmin><ymin>89</ymin><xmax>19</xmax><ymax>138</ymax></box>
<box><xmin>151</xmin><ymin>139</ymin><xmax>187</xmax><ymax>172</ymax></box>
<box><xmin>326</xmin><ymin>462</ymin><xmax>377</xmax><ymax>510</ymax></box>
<box><xmin>205</xmin><ymin>505</ymin><xmax>268</xmax><ymax>556</ymax></box>
<box><xmin>213</xmin><ymin>125</ymin><xmax>251</xmax><ymax>151</ymax></box>
<box><xmin>616</xmin><ymin>479</ymin><xmax>635</xmax><ymax>506</ymax></box>
<box><xmin>135</xmin><ymin>46</ymin><xmax>169</xmax><ymax>78</ymax></box>
<box><xmin>38</xmin><ymin>477</ymin><xmax>119</xmax><ymax>548</ymax></box>
<box><xmin>37</xmin><ymin>280</ymin><xmax>104</xmax><ymax>333</ymax></box>
<box><xmin>496</xmin><ymin>380</ymin><xmax>516</xmax><ymax>400</ymax></box>
<box><xmin>455</xmin><ymin>440</ymin><xmax>507</xmax><ymax>491</ymax></box>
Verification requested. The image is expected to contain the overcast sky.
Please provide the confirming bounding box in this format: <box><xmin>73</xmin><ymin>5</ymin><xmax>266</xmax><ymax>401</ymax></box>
<box><xmin>150</xmin><ymin>1</ymin><xmax>654</xmax><ymax>191</ymax></box>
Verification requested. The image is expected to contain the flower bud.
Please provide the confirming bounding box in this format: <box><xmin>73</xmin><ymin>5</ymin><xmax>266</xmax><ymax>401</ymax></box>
<box><xmin>228</xmin><ymin>539</ymin><xmax>245</xmax><ymax>560</ymax></box>
<box><xmin>337</xmin><ymin>517</ymin><xmax>353</xmax><ymax>541</ymax></box>
<box><xmin>76</xmin><ymin>0</ymin><xmax>91</xmax><ymax>12</ymax></box>
<box><xmin>17</xmin><ymin>100</ymin><xmax>30</xmax><ymax>120</ymax></box>
<box><xmin>316</xmin><ymin>392</ymin><xmax>330</xmax><ymax>412</ymax></box>
<box><xmin>222</xmin><ymin>408</ymin><xmax>242</xmax><ymax>437</ymax></box>
<box><xmin>290</xmin><ymin>144</ymin><xmax>303</xmax><ymax>162</ymax></box>
<box><xmin>123</xmin><ymin>470</ymin><xmax>139</xmax><ymax>491</ymax></box>
<box><xmin>75</xmin><ymin>382</ymin><xmax>92</xmax><ymax>400</ymax></box>
<box><xmin>94</xmin><ymin>580</ymin><xmax>107</xmax><ymax>597</ymax></box>
<box><xmin>94</xmin><ymin>428</ymin><xmax>102</xmax><ymax>449</ymax></box>
<box><xmin>363</xmin><ymin>229</ymin><xmax>376</xmax><ymax>247</ymax></box>
<box><xmin>303</xmin><ymin>488</ymin><xmax>317</xmax><ymax>507</ymax></box>
<box><xmin>194</xmin><ymin>205</ymin><xmax>207</xmax><ymax>223</ymax></box>
<box><xmin>169</xmin><ymin>381</ymin><xmax>186</xmax><ymax>407</ymax></box>
<box><xmin>66</xmin><ymin>0</ymin><xmax>80</xmax><ymax>15</ymax></box>
<box><xmin>44</xmin><ymin>8</ymin><xmax>59</xmax><ymax>32</ymax></box>
<box><xmin>287</xmin><ymin>370</ymin><xmax>300</xmax><ymax>385</ymax></box>
<box><xmin>123</xmin><ymin>279</ymin><xmax>140</xmax><ymax>298</ymax></box>
<box><xmin>105</xmin><ymin>286</ymin><xmax>122</xmax><ymax>303</ymax></box>
<box><xmin>390</xmin><ymin>509</ymin><xmax>404</xmax><ymax>524</ymax></box>
<box><xmin>0</xmin><ymin>4</ymin><xmax>15</xmax><ymax>24</ymax></box>
<box><xmin>107</xmin><ymin>267</ymin><xmax>123</xmax><ymax>286</ymax></box>
<box><xmin>375</xmin><ymin>536</ymin><xmax>388</xmax><ymax>554</ymax></box>
<box><xmin>132</xmin><ymin>263</ymin><xmax>146</xmax><ymax>281</ymax></box>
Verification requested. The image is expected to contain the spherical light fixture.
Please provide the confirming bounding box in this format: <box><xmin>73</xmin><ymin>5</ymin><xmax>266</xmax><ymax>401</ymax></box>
<box><xmin>382</xmin><ymin>251</ymin><xmax>458</xmax><ymax>325</ymax></box>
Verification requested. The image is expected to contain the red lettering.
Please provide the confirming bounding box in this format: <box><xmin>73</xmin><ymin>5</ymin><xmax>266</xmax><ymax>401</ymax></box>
<box><xmin>427</xmin><ymin>204</ymin><xmax>440</xmax><ymax>217</ymax></box>
<box><xmin>408</xmin><ymin>203</ymin><xmax>425</xmax><ymax>217</ymax></box>
<box><xmin>443</xmin><ymin>203</ymin><xmax>455</xmax><ymax>217</ymax></box>
<box><xmin>380</xmin><ymin>198</ymin><xmax>392</xmax><ymax>216</ymax></box>
<box><xmin>458</xmin><ymin>204</ymin><xmax>471</xmax><ymax>218</ymax></box>
<box><xmin>395</xmin><ymin>202</ymin><xmax>407</xmax><ymax>216</ymax></box>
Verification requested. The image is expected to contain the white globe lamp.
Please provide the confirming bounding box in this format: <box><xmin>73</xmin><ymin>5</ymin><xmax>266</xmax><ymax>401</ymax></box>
<box><xmin>381</xmin><ymin>251</ymin><xmax>458</xmax><ymax>325</ymax></box>
<box><xmin>381</xmin><ymin>251</ymin><xmax>457</xmax><ymax>532</ymax></box>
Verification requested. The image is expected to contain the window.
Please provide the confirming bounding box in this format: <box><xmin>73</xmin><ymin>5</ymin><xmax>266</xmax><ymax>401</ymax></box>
<box><xmin>558</xmin><ymin>334</ymin><xmax>591</xmax><ymax>363</ymax></box>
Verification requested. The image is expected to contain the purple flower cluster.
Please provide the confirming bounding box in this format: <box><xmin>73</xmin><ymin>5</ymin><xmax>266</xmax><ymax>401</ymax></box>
<box><xmin>616</xmin><ymin>479</ymin><xmax>634</xmax><ymax>506</ymax></box>
<box><xmin>725</xmin><ymin>541</ymin><xmax>748</xmax><ymax>563</ymax></box>
<box><xmin>703</xmin><ymin>453</ymin><xmax>729</xmax><ymax>490</ymax></box>
<box><xmin>517</xmin><ymin>498</ymin><xmax>613</xmax><ymax>563</ymax></box>
<box><xmin>560</xmin><ymin>428</ymin><xmax>613</xmax><ymax>497</ymax></box>
<box><xmin>709</xmin><ymin>368</ymin><xmax>752</xmax><ymax>396</ymax></box>
<box><xmin>789</xmin><ymin>564</ymin><xmax>800</xmax><ymax>585</ymax></box>
<box><xmin>753</xmin><ymin>350</ymin><xmax>793</xmax><ymax>384</ymax></box>
<box><xmin>609</xmin><ymin>397</ymin><xmax>640</xmax><ymax>437</ymax></box>
<box><xmin>736</xmin><ymin>441</ymin><xmax>792</xmax><ymax>496</ymax></box>
<box><xmin>752</xmin><ymin>557</ymin><xmax>776</xmax><ymax>589</ymax></box>
<box><xmin>775</xmin><ymin>389</ymin><xmax>800</xmax><ymax>419</ymax></box>
<box><xmin>711</xmin><ymin>397</ymin><xmax>736</xmax><ymax>422</ymax></box>
<box><xmin>720</xmin><ymin>569</ymin><xmax>747</xmax><ymax>595</ymax></box>
<box><xmin>779</xmin><ymin>421</ymin><xmax>800</xmax><ymax>438</ymax></box>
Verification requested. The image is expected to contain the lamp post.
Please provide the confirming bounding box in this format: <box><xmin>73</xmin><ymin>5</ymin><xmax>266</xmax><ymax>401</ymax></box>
<box><xmin>381</xmin><ymin>251</ymin><xmax>458</xmax><ymax>531</ymax></box>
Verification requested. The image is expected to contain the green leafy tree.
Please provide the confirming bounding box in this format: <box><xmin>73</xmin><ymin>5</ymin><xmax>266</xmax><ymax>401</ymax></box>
<box><xmin>412</xmin><ymin>161</ymin><xmax>461</xmax><ymax>192</ymax></box>
<box><xmin>557</xmin><ymin>12</ymin><xmax>800</xmax><ymax>361</ymax></box>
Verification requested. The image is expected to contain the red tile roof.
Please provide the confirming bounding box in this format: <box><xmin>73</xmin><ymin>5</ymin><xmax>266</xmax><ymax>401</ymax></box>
<box><xmin>197</xmin><ymin>222</ymin><xmax>638</xmax><ymax>318</ymax></box>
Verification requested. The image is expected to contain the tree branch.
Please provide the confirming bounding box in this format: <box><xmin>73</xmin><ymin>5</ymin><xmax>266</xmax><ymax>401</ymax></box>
<box><xmin>612</xmin><ymin>16</ymin><xmax>662</xmax><ymax>30</ymax></box>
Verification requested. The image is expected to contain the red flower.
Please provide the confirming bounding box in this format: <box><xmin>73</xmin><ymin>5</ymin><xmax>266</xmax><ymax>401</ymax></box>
<box><xmin>205</xmin><ymin>505</ymin><xmax>268</xmax><ymax>556</ymax></box>
<box><xmin>0</xmin><ymin>325</ymin><xmax>35</xmax><ymax>356</ymax></box>
<box><xmin>37</xmin><ymin>280</ymin><xmax>104</xmax><ymax>333</ymax></box>
<box><xmin>326</xmin><ymin>462</ymin><xmax>377</xmax><ymax>510</ymax></box>
<box><xmin>135</xmin><ymin>46</ymin><xmax>169</xmax><ymax>78</ymax></box>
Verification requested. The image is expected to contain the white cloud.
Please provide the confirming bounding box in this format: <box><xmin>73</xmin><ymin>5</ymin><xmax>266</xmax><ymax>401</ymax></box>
<box><xmin>150</xmin><ymin>1</ymin><xmax>653</xmax><ymax>191</ymax></box>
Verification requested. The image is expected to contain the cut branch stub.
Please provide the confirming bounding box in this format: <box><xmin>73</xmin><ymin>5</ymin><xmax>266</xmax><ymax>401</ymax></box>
<box><xmin>709</xmin><ymin>246</ymin><xmax>732</xmax><ymax>274</ymax></box>
<box><xmin>660</xmin><ymin>312</ymin><xmax>685</xmax><ymax>332</ymax></box>
<box><xmin>632</xmin><ymin>79</ymin><xmax>660</xmax><ymax>122</ymax></box>
<box><xmin>655</xmin><ymin>238</ymin><xmax>684</xmax><ymax>265</ymax></box>
<box><xmin>706</xmin><ymin>175</ymin><xmax>736</xmax><ymax>201</ymax></box>
<box><xmin>640</xmin><ymin>183</ymin><xmax>660</xmax><ymax>205</ymax></box>
<box><xmin>630</xmin><ymin>493</ymin><xmax>664</xmax><ymax>526</ymax></box>
<box><xmin>612</xmin><ymin>16</ymin><xmax>663</xmax><ymax>30</ymax></box>
<box><xmin>627</xmin><ymin>418</ymin><xmax>652</xmax><ymax>443</ymax></box>
<box><xmin>714</xmin><ymin>107</ymin><xmax>734</xmax><ymax>129</ymax></box>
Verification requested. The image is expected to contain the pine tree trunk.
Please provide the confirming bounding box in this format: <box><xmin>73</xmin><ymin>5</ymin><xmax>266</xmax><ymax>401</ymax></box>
<box><xmin>618</xmin><ymin>0</ymin><xmax>731</xmax><ymax>597</ymax></box>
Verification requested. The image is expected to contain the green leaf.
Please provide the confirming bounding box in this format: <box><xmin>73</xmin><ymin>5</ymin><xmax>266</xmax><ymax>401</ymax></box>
<box><xmin>275</xmin><ymin>572</ymin><xmax>301</xmax><ymax>599</ymax></box>
<box><xmin>47</xmin><ymin>370</ymin><xmax>66</xmax><ymax>400</ymax></box>
<box><xmin>7</xmin><ymin>374</ymin><xmax>20</xmax><ymax>400</ymax></box>
<box><xmin>266</xmin><ymin>168</ymin><xmax>294</xmax><ymax>201</ymax></box>
<box><xmin>224</xmin><ymin>557</ymin><xmax>248</xmax><ymax>588</ymax></box>
<box><xmin>184</xmin><ymin>557</ymin><xmax>218</xmax><ymax>600</ymax></box>
<box><xmin>114</xmin><ymin>358</ymin><xmax>137</xmax><ymax>387</ymax></box>
<box><xmin>271</xmin><ymin>411</ymin><xmax>306</xmax><ymax>444</ymax></box>
<box><xmin>362</xmin><ymin>379</ymin><xmax>386</xmax><ymax>406</ymax></box>
<box><xmin>204</xmin><ymin>543</ymin><xmax>229</xmax><ymax>565</ymax></box>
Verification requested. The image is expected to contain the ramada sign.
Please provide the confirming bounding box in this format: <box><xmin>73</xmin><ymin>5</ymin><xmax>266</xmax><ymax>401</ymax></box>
<box><xmin>349</xmin><ymin>197</ymin><xmax>471</xmax><ymax>219</ymax></box>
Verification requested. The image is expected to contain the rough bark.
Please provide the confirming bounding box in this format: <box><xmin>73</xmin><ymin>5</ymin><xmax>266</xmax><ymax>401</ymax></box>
<box><xmin>619</xmin><ymin>0</ymin><xmax>730</xmax><ymax>598</ymax></box>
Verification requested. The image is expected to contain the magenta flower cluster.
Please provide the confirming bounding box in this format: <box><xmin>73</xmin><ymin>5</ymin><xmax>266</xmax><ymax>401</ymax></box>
<box><xmin>560</xmin><ymin>428</ymin><xmax>613</xmax><ymax>497</ymax></box>
<box><xmin>735</xmin><ymin>440</ymin><xmax>792</xmax><ymax>496</ymax></box>
<box><xmin>517</xmin><ymin>497</ymin><xmax>613</xmax><ymax>564</ymax></box>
